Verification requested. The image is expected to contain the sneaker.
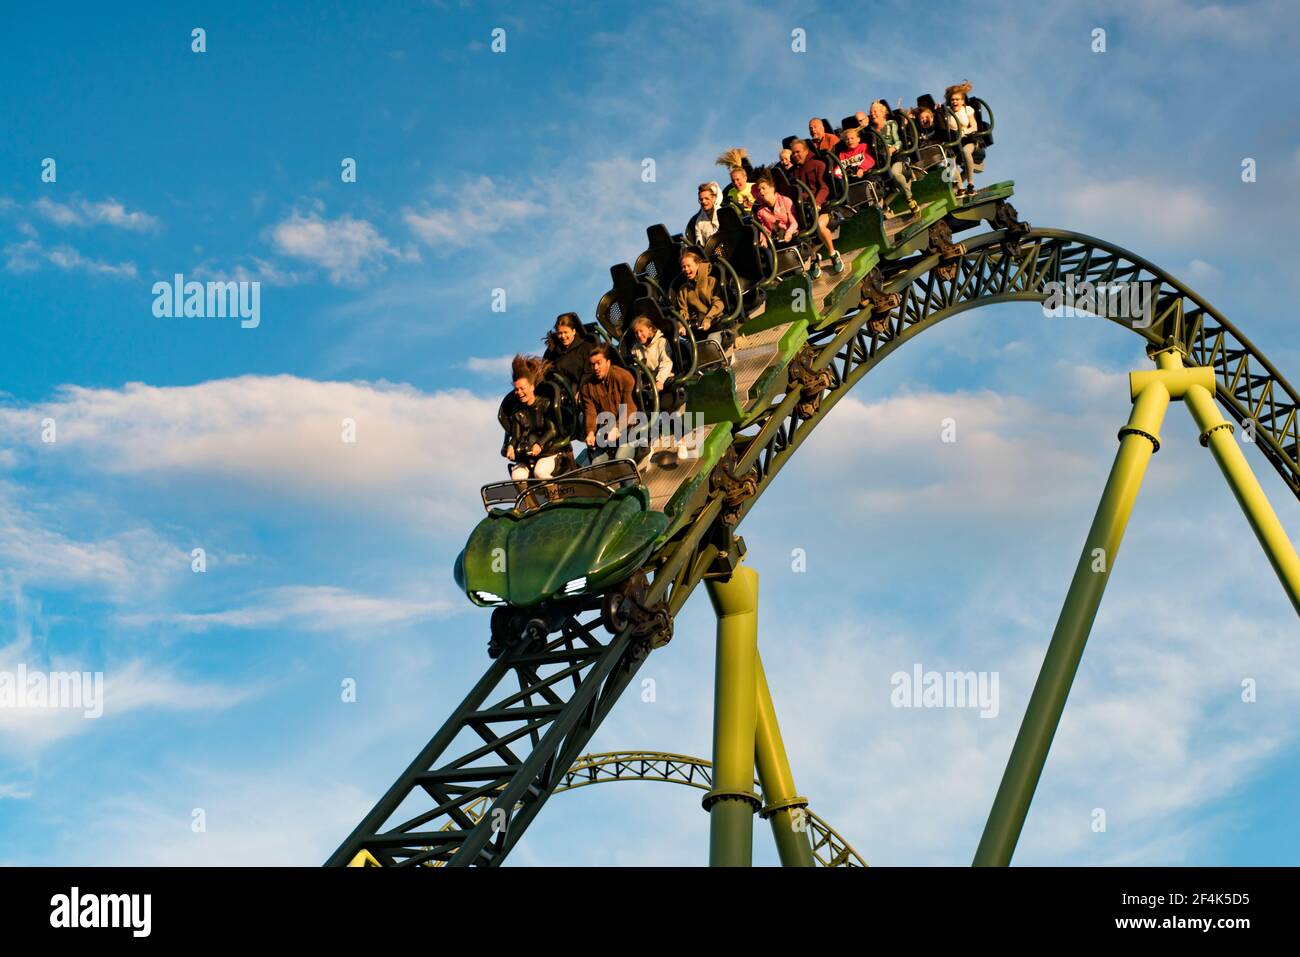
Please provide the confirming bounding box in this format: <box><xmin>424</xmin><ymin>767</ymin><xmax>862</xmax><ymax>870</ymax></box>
<box><xmin>809</xmin><ymin>260</ymin><xmax>822</xmax><ymax>280</ymax></box>
<box><xmin>831</xmin><ymin>253</ymin><xmax>844</xmax><ymax>274</ymax></box>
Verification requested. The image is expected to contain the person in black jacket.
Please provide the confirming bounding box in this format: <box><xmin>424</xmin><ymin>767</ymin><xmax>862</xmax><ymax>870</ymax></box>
<box><xmin>501</xmin><ymin>354</ymin><xmax>562</xmax><ymax>484</ymax></box>
<box><xmin>542</xmin><ymin>312</ymin><xmax>594</xmax><ymax>388</ymax></box>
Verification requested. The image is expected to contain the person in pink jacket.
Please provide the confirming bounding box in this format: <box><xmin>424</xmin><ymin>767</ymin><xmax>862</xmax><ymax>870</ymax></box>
<box><xmin>751</xmin><ymin>171</ymin><xmax>798</xmax><ymax>245</ymax></box>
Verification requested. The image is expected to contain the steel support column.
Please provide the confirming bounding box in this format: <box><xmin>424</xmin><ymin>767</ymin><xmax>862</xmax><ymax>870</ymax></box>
<box><xmin>1177</xmin><ymin>369</ymin><xmax>1300</xmax><ymax>615</ymax></box>
<box><xmin>703</xmin><ymin>565</ymin><xmax>763</xmax><ymax>866</ymax></box>
<box><xmin>754</xmin><ymin>653</ymin><xmax>816</xmax><ymax>867</ymax></box>
<box><xmin>974</xmin><ymin>364</ymin><xmax>1173</xmax><ymax>866</ymax></box>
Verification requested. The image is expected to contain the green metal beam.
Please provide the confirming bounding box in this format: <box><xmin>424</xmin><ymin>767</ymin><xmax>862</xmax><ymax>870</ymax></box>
<box><xmin>704</xmin><ymin>565</ymin><xmax>763</xmax><ymax>866</ymax></box>
<box><xmin>974</xmin><ymin>363</ymin><xmax>1173</xmax><ymax>866</ymax></box>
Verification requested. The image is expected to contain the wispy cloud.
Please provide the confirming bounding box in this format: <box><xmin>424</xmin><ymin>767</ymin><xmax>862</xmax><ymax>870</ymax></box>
<box><xmin>403</xmin><ymin>175</ymin><xmax>543</xmax><ymax>249</ymax></box>
<box><xmin>267</xmin><ymin>208</ymin><xmax>418</xmax><ymax>285</ymax></box>
<box><xmin>3</xmin><ymin>239</ymin><xmax>138</xmax><ymax>279</ymax></box>
<box><xmin>31</xmin><ymin>196</ymin><xmax>160</xmax><ymax>232</ymax></box>
<box><xmin>120</xmin><ymin>585</ymin><xmax>452</xmax><ymax>635</ymax></box>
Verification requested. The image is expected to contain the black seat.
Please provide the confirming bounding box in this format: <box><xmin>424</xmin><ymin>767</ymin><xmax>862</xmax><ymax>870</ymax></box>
<box><xmin>595</xmin><ymin>262</ymin><xmax>656</xmax><ymax>339</ymax></box>
<box><xmin>814</xmin><ymin>148</ymin><xmax>850</xmax><ymax>212</ymax></box>
<box><xmin>635</xmin><ymin>224</ymin><xmax>684</xmax><ymax>297</ymax></box>
<box><xmin>706</xmin><ymin>205</ymin><xmax>768</xmax><ymax>296</ymax></box>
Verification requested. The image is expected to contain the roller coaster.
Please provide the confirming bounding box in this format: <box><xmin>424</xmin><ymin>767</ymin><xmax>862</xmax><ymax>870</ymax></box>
<box><xmin>328</xmin><ymin>98</ymin><xmax>1300</xmax><ymax>868</ymax></box>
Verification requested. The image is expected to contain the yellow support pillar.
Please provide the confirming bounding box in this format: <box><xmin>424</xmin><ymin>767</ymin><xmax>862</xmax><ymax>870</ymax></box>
<box><xmin>703</xmin><ymin>565</ymin><xmax>763</xmax><ymax>866</ymax></box>
<box><xmin>754</xmin><ymin>654</ymin><xmax>816</xmax><ymax>867</ymax></box>
<box><xmin>974</xmin><ymin>365</ymin><xmax>1173</xmax><ymax>866</ymax></box>
<box><xmin>1170</xmin><ymin>360</ymin><xmax>1300</xmax><ymax>615</ymax></box>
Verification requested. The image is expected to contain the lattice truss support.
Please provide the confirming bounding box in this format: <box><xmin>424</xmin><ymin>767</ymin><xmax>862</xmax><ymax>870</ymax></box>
<box><xmin>328</xmin><ymin>224</ymin><xmax>1300</xmax><ymax>867</ymax></box>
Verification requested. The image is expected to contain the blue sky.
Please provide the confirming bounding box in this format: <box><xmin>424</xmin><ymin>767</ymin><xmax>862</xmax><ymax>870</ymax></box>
<box><xmin>1</xmin><ymin>0</ymin><xmax>1299</xmax><ymax>866</ymax></box>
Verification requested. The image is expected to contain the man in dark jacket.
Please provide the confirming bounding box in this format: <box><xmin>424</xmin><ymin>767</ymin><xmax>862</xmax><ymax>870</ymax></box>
<box><xmin>581</xmin><ymin>344</ymin><xmax>638</xmax><ymax>462</ymax></box>
<box><xmin>501</xmin><ymin>354</ymin><xmax>562</xmax><ymax>483</ymax></box>
<box><xmin>790</xmin><ymin>138</ymin><xmax>843</xmax><ymax>274</ymax></box>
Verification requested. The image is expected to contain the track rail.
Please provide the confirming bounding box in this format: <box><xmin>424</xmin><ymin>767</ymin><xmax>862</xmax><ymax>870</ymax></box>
<box><xmin>328</xmin><ymin>227</ymin><xmax>1300</xmax><ymax>867</ymax></box>
<box><xmin>399</xmin><ymin>751</ymin><xmax>865</xmax><ymax>867</ymax></box>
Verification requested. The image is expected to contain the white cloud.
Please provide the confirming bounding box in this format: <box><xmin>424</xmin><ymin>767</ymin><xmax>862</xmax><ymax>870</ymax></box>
<box><xmin>1061</xmin><ymin>177</ymin><xmax>1220</xmax><ymax>244</ymax></box>
<box><xmin>403</xmin><ymin>175</ymin><xmax>543</xmax><ymax>249</ymax></box>
<box><xmin>461</xmin><ymin>354</ymin><xmax>514</xmax><ymax>377</ymax></box>
<box><xmin>1182</xmin><ymin>258</ymin><xmax>1222</xmax><ymax>285</ymax></box>
<box><xmin>120</xmin><ymin>585</ymin><xmax>452</xmax><ymax>635</ymax></box>
<box><xmin>268</xmin><ymin>210</ymin><xmax>417</xmax><ymax>285</ymax></box>
<box><xmin>0</xmin><ymin>482</ymin><xmax>184</xmax><ymax>597</ymax></box>
<box><xmin>0</xmin><ymin>375</ymin><xmax>504</xmax><ymax>532</ymax></box>
<box><xmin>0</xmin><ymin>641</ymin><xmax>260</xmax><ymax>755</ymax></box>
<box><xmin>4</xmin><ymin>239</ymin><xmax>138</xmax><ymax>279</ymax></box>
<box><xmin>32</xmin><ymin>197</ymin><xmax>159</xmax><ymax>232</ymax></box>
<box><xmin>191</xmin><ymin>256</ymin><xmax>303</xmax><ymax>287</ymax></box>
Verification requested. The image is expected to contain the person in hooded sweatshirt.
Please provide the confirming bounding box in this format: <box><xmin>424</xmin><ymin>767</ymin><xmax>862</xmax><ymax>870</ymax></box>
<box><xmin>685</xmin><ymin>181</ymin><xmax>723</xmax><ymax>249</ymax></box>
<box><xmin>541</xmin><ymin>312</ymin><xmax>593</xmax><ymax>387</ymax></box>
<box><xmin>629</xmin><ymin>315</ymin><xmax>674</xmax><ymax>406</ymax></box>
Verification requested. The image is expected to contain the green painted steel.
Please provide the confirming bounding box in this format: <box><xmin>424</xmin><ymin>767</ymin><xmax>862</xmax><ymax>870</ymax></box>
<box><xmin>1181</xmin><ymin>371</ymin><xmax>1300</xmax><ymax>614</ymax></box>
<box><xmin>704</xmin><ymin>565</ymin><xmax>763</xmax><ymax>866</ymax></box>
<box><xmin>415</xmin><ymin>751</ymin><xmax>865</xmax><ymax>867</ymax></box>
<box><xmin>754</xmin><ymin>656</ymin><xmax>816</xmax><ymax>867</ymax></box>
<box><xmin>974</xmin><ymin>370</ymin><xmax>1172</xmax><ymax>866</ymax></box>
<box><xmin>456</xmin><ymin>487</ymin><xmax>668</xmax><ymax>608</ymax></box>
<box><xmin>743</xmin><ymin>272</ymin><xmax>814</xmax><ymax>334</ymax></box>
<box><xmin>333</xmin><ymin>223</ymin><xmax>1300</xmax><ymax>868</ymax></box>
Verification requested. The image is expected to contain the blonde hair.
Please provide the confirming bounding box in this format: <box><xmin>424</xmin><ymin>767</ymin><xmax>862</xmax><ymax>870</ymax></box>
<box><xmin>945</xmin><ymin>79</ymin><xmax>973</xmax><ymax>100</ymax></box>
<box><xmin>630</xmin><ymin>315</ymin><xmax>656</xmax><ymax>334</ymax></box>
<box><xmin>715</xmin><ymin>147</ymin><xmax>749</xmax><ymax>171</ymax></box>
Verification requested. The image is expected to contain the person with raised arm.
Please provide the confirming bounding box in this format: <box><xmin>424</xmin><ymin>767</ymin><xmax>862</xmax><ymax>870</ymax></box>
<box><xmin>945</xmin><ymin>80</ymin><xmax>980</xmax><ymax>196</ymax></box>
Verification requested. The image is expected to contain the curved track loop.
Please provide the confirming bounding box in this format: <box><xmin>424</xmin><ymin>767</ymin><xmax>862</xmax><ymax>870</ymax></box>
<box><xmin>416</xmin><ymin>751</ymin><xmax>864</xmax><ymax>868</ymax></box>
<box><xmin>328</xmin><ymin>227</ymin><xmax>1300</xmax><ymax>867</ymax></box>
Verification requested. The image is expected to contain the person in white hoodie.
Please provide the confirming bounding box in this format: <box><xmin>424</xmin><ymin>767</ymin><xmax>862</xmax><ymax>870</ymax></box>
<box><xmin>629</xmin><ymin>315</ymin><xmax>674</xmax><ymax>404</ymax></box>
<box><xmin>685</xmin><ymin>181</ymin><xmax>723</xmax><ymax>249</ymax></box>
<box><xmin>629</xmin><ymin>315</ymin><xmax>692</xmax><ymax>460</ymax></box>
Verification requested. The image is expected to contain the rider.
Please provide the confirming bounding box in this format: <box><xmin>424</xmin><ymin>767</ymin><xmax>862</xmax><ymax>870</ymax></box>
<box><xmin>582</xmin><ymin>344</ymin><xmax>639</xmax><ymax>463</ymax></box>
<box><xmin>837</xmin><ymin>125</ymin><xmax>875</xmax><ymax>179</ymax></box>
<box><xmin>542</xmin><ymin>312</ymin><xmax>593</xmax><ymax>387</ymax></box>
<box><xmin>686</xmin><ymin>182</ymin><xmax>723</xmax><ymax>248</ymax></box>
<box><xmin>868</xmin><ymin>100</ymin><xmax>920</xmax><ymax>214</ymax></box>
<box><xmin>675</xmin><ymin>249</ymin><xmax>725</xmax><ymax>336</ymax></box>
<box><xmin>717</xmin><ymin>148</ymin><xmax>755</xmax><ymax>212</ymax></box>
<box><xmin>945</xmin><ymin>80</ymin><xmax>980</xmax><ymax>196</ymax></box>
<box><xmin>752</xmin><ymin>170</ymin><xmax>799</xmax><ymax>245</ymax></box>
<box><xmin>501</xmin><ymin>354</ymin><xmax>562</xmax><ymax>484</ymax></box>
<box><xmin>789</xmin><ymin>138</ymin><xmax>844</xmax><ymax>274</ymax></box>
